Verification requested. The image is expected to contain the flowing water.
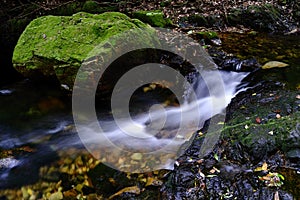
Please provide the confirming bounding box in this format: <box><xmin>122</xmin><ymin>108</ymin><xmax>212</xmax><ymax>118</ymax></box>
<box><xmin>0</xmin><ymin>69</ymin><xmax>248</xmax><ymax>186</ymax></box>
<box><xmin>1</xmin><ymin>32</ymin><xmax>299</xmax><ymax>188</ymax></box>
<box><xmin>75</xmin><ymin>70</ymin><xmax>249</xmax><ymax>172</ymax></box>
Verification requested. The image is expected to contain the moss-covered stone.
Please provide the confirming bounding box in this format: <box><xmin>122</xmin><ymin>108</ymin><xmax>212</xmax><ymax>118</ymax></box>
<box><xmin>222</xmin><ymin>83</ymin><xmax>300</xmax><ymax>162</ymax></box>
<box><xmin>228</xmin><ymin>4</ymin><xmax>285</xmax><ymax>32</ymax></box>
<box><xmin>12</xmin><ymin>12</ymin><xmax>159</xmax><ymax>90</ymax></box>
<box><xmin>221</xmin><ymin>111</ymin><xmax>300</xmax><ymax>161</ymax></box>
<box><xmin>132</xmin><ymin>10</ymin><xmax>172</xmax><ymax>28</ymax></box>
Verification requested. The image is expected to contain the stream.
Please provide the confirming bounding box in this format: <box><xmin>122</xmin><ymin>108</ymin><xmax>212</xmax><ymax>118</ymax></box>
<box><xmin>0</xmin><ymin>68</ymin><xmax>248</xmax><ymax>187</ymax></box>
<box><xmin>0</xmin><ymin>33</ymin><xmax>299</xmax><ymax>199</ymax></box>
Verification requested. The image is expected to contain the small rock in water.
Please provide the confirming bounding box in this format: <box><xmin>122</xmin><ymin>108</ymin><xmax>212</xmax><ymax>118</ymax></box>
<box><xmin>261</xmin><ymin>61</ymin><xmax>289</xmax><ymax>69</ymax></box>
<box><xmin>131</xmin><ymin>153</ymin><xmax>143</xmax><ymax>161</ymax></box>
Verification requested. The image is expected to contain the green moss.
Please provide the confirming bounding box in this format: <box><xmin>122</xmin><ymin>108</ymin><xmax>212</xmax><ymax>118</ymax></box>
<box><xmin>132</xmin><ymin>10</ymin><xmax>172</xmax><ymax>27</ymax></box>
<box><xmin>13</xmin><ymin>12</ymin><xmax>158</xmax><ymax>89</ymax></box>
<box><xmin>216</xmin><ymin>83</ymin><xmax>300</xmax><ymax>160</ymax></box>
<box><xmin>196</xmin><ymin>31</ymin><xmax>218</xmax><ymax>39</ymax></box>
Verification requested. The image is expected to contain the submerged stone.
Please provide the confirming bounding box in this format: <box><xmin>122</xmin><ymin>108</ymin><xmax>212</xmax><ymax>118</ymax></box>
<box><xmin>12</xmin><ymin>12</ymin><xmax>159</xmax><ymax>91</ymax></box>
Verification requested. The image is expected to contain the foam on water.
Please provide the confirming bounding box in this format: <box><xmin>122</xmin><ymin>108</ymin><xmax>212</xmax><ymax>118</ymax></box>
<box><xmin>77</xmin><ymin>70</ymin><xmax>249</xmax><ymax>171</ymax></box>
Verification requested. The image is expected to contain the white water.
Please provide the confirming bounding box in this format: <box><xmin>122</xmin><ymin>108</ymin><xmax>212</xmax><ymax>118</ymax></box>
<box><xmin>76</xmin><ymin>70</ymin><xmax>249</xmax><ymax>172</ymax></box>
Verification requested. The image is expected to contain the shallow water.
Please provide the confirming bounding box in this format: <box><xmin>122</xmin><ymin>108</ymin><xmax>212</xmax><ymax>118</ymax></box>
<box><xmin>219</xmin><ymin>33</ymin><xmax>300</xmax><ymax>89</ymax></box>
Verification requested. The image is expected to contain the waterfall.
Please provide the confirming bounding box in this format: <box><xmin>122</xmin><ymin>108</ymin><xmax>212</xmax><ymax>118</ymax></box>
<box><xmin>76</xmin><ymin>70</ymin><xmax>249</xmax><ymax>172</ymax></box>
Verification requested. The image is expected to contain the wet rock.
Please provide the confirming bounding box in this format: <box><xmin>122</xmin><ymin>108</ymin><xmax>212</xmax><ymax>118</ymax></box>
<box><xmin>162</xmin><ymin>70</ymin><xmax>300</xmax><ymax>199</ymax></box>
<box><xmin>219</xmin><ymin>57</ymin><xmax>260</xmax><ymax>72</ymax></box>
<box><xmin>286</xmin><ymin>149</ymin><xmax>300</xmax><ymax>159</ymax></box>
<box><xmin>87</xmin><ymin>163</ymin><xmax>133</xmax><ymax>198</ymax></box>
<box><xmin>241</xmin><ymin>132</ymin><xmax>277</xmax><ymax>162</ymax></box>
<box><xmin>208</xmin><ymin>47</ymin><xmax>260</xmax><ymax>72</ymax></box>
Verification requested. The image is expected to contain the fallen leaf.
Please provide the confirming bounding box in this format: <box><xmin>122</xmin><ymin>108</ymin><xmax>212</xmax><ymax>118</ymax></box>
<box><xmin>261</xmin><ymin>61</ymin><xmax>289</xmax><ymax>69</ymax></box>
<box><xmin>262</xmin><ymin>162</ymin><xmax>268</xmax><ymax>171</ymax></box>
<box><xmin>268</xmin><ymin>131</ymin><xmax>274</xmax><ymax>135</ymax></box>
<box><xmin>109</xmin><ymin>186</ymin><xmax>140</xmax><ymax>200</ymax></box>
<box><xmin>255</xmin><ymin>117</ymin><xmax>261</xmax><ymax>124</ymax></box>
<box><xmin>213</xmin><ymin>153</ymin><xmax>219</xmax><ymax>161</ymax></box>
<box><xmin>145</xmin><ymin>177</ymin><xmax>163</xmax><ymax>186</ymax></box>
<box><xmin>206</xmin><ymin>174</ymin><xmax>217</xmax><ymax>178</ymax></box>
<box><xmin>254</xmin><ymin>162</ymin><xmax>268</xmax><ymax>172</ymax></box>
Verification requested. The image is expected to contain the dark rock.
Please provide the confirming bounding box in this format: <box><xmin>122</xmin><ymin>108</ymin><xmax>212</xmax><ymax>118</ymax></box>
<box><xmin>87</xmin><ymin>163</ymin><xmax>133</xmax><ymax>197</ymax></box>
<box><xmin>208</xmin><ymin>48</ymin><xmax>260</xmax><ymax>72</ymax></box>
<box><xmin>227</xmin><ymin>4</ymin><xmax>290</xmax><ymax>33</ymax></box>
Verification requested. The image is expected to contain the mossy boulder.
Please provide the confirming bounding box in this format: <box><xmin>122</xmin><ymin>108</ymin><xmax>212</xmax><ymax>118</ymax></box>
<box><xmin>12</xmin><ymin>12</ymin><xmax>159</xmax><ymax>91</ymax></box>
<box><xmin>223</xmin><ymin>82</ymin><xmax>300</xmax><ymax>162</ymax></box>
<box><xmin>227</xmin><ymin>4</ymin><xmax>287</xmax><ymax>32</ymax></box>
<box><xmin>132</xmin><ymin>10</ymin><xmax>172</xmax><ymax>28</ymax></box>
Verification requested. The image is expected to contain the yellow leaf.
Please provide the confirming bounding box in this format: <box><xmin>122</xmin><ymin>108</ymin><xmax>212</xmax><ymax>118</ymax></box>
<box><xmin>262</xmin><ymin>162</ymin><xmax>268</xmax><ymax>171</ymax></box>
<box><xmin>255</xmin><ymin>167</ymin><xmax>262</xmax><ymax>172</ymax></box>
<box><xmin>261</xmin><ymin>61</ymin><xmax>289</xmax><ymax>69</ymax></box>
<box><xmin>254</xmin><ymin>162</ymin><xmax>268</xmax><ymax>171</ymax></box>
<box><xmin>143</xmin><ymin>87</ymin><xmax>151</xmax><ymax>93</ymax></box>
<box><xmin>145</xmin><ymin>177</ymin><xmax>163</xmax><ymax>186</ymax></box>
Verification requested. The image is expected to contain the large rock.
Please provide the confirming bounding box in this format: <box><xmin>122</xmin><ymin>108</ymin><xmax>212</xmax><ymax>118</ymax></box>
<box><xmin>12</xmin><ymin>12</ymin><xmax>159</xmax><ymax>91</ymax></box>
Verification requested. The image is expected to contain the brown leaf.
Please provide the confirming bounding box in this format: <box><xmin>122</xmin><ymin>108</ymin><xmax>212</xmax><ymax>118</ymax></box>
<box><xmin>109</xmin><ymin>186</ymin><xmax>140</xmax><ymax>200</ymax></box>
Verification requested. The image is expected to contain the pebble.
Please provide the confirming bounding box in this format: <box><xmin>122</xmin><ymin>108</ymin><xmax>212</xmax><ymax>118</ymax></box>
<box><xmin>276</xmin><ymin>114</ymin><xmax>281</xmax><ymax>119</ymax></box>
<box><xmin>49</xmin><ymin>191</ymin><xmax>63</xmax><ymax>200</ymax></box>
<box><xmin>131</xmin><ymin>153</ymin><xmax>143</xmax><ymax>161</ymax></box>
